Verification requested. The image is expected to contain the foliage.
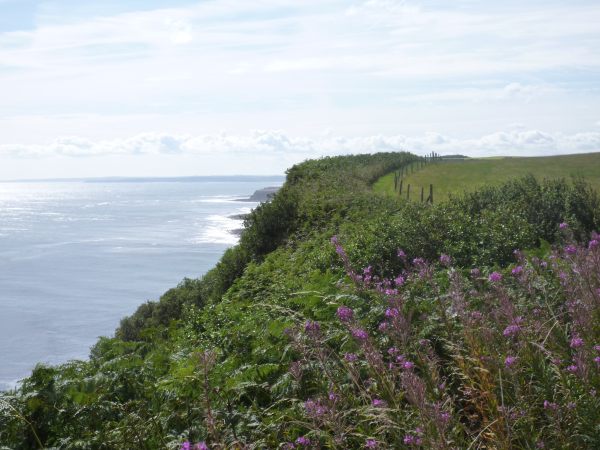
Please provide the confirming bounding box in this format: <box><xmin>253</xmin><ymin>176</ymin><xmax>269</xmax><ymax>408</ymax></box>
<box><xmin>2</xmin><ymin>152</ymin><xmax>600</xmax><ymax>449</ymax></box>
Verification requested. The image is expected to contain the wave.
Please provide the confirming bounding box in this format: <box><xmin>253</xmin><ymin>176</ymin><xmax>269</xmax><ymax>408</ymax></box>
<box><xmin>192</xmin><ymin>207</ymin><xmax>252</xmax><ymax>245</ymax></box>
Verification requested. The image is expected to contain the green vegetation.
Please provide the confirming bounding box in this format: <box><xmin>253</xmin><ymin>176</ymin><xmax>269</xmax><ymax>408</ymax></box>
<box><xmin>373</xmin><ymin>152</ymin><xmax>600</xmax><ymax>201</ymax></box>
<box><xmin>1</xmin><ymin>152</ymin><xmax>600</xmax><ymax>449</ymax></box>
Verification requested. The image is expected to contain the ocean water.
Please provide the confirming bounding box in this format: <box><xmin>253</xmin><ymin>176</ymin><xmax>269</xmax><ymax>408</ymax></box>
<box><xmin>0</xmin><ymin>178</ymin><xmax>283</xmax><ymax>391</ymax></box>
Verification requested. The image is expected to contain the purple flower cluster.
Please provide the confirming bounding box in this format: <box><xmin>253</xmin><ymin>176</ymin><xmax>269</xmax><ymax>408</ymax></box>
<box><xmin>570</xmin><ymin>336</ymin><xmax>584</xmax><ymax>348</ymax></box>
<box><xmin>295</xmin><ymin>436</ymin><xmax>311</xmax><ymax>446</ymax></box>
<box><xmin>439</xmin><ymin>254</ymin><xmax>451</xmax><ymax>266</ymax></box>
<box><xmin>566</xmin><ymin>364</ymin><xmax>579</xmax><ymax>374</ymax></box>
<box><xmin>565</xmin><ymin>245</ymin><xmax>577</xmax><ymax>255</ymax></box>
<box><xmin>181</xmin><ymin>442</ymin><xmax>208</xmax><ymax>450</ymax></box>
<box><xmin>304</xmin><ymin>320</ymin><xmax>321</xmax><ymax>335</ymax></box>
<box><xmin>488</xmin><ymin>271</ymin><xmax>503</xmax><ymax>282</ymax></box>
<box><xmin>403</xmin><ymin>434</ymin><xmax>423</xmax><ymax>446</ymax></box>
<box><xmin>304</xmin><ymin>399</ymin><xmax>328</xmax><ymax>418</ymax></box>
<box><xmin>365</xmin><ymin>439</ymin><xmax>378</xmax><ymax>448</ymax></box>
<box><xmin>543</xmin><ymin>400</ymin><xmax>558</xmax><ymax>411</ymax></box>
<box><xmin>344</xmin><ymin>352</ymin><xmax>358</xmax><ymax>362</ymax></box>
<box><xmin>372</xmin><ymin>398</ymin><xmax>387</xmax><ymax>408</ymax></box>
<box><xmin>503</xmin><ymin>324</ymin><xmax>521</xmax><ymax>338</ymax></box>
<box><xmin>351</xmin><ymin>328</ymin><xmax>369</xmax><ymax>341</ymax></box>
<box><xmin>336</xmin><ymin>306</ymin><xmax>354</xmax><ymax>322</ymax></box>
<box><xmin>505</xmin><ymin>355</ymin><xmax>518</xmax><ymax>368</ymax></box>
<box><xmin>511</xmin><ymin>265</ymin><xmax>523</xmax><ymax>276</ymax></box>
<box><xmin>385</xmin><ymin>307</ymin><xmax>400</xmax><ymax>318</ymax></box>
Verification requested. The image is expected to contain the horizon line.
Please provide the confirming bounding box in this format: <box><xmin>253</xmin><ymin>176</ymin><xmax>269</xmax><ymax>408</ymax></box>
<box><xmin>0</xmin><ymin>174</ymin><xmax>287</xmax><ymax>183</ymax></box>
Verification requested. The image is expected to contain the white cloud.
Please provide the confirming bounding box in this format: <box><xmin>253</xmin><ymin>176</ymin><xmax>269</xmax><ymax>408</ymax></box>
<box><xmin>166</xmin><ymin>18</ymin><xmax>193</xmax><ymax>45</ymax></box>
<box><xmin>1</xmin><ymin>129</ymin><xmax>599</xmax><ymax>161</ymax></box>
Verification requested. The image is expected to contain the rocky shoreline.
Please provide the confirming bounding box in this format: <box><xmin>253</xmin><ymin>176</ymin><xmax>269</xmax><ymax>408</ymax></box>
<box><xmin>235</xmin><ymin>186</ymin><xmax>280</xmax><ymax>202</ymax></box>
<box><xmin>229</xmin><ymin>186</ymin><xmax>281</xmax><ymax>236</ymax></box>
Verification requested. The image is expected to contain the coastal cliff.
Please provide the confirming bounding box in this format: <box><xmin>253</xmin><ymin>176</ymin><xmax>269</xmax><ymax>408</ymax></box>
<box><xmin>2</xmin><ymin>152</ymin><xmax>600</xmax><ymax>449</ymax></box>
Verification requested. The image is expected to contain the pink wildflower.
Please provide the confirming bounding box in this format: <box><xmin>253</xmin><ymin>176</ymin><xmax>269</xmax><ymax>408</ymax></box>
<box><xmin>489</xmin><ymin>271</ymin><xmax>502</xmax><ymax>282</ymax></box>
<box><xmin>385</xmin><ymin>308</ymin><xmax>400</xmax><ymax>318</ymax></box>
<box><xmin>565</xmin><ymin>245</ymin><xmax>577</xmax><ymax>255</ymax></box>
<box><xmin>505</xmin><ymin>355</ymin><xmax>518</xmax><ymax>368</ymax></box>
<box><xmin>570</xmin><ymin>336</ymin><xmax>584</xmax><ymax>348</ymax></box>
<box><xmin>344</xmin><ymin>353</ymin><xmax>358</xmax><ymax>362</ymax></box>
<box><xmin>351</xmin><ymin>328</ymin><xmax>369</xmax><ymax>341</ymax></box>
<box><xmin>336</xmin><ymin>306</ymin><xmax>354</xmax><ymax>322</ymax></box>
<box><xmin>503</xmin><ymin>324</ymin><xmax>521</xmax><ymax>337</ymax></box>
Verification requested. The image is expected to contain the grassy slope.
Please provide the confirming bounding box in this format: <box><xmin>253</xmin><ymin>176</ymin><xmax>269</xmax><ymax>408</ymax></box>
<box><xmin>373</xmin><ymin>152</ymin><xmax>600</xmax><ymax>201</ymax></box>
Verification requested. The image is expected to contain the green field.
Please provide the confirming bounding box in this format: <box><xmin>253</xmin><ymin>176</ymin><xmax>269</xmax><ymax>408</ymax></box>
<box><xmin>373</xmin><ymin>152</ymin><xmax>600</xmax><ymax>201</ymax></box>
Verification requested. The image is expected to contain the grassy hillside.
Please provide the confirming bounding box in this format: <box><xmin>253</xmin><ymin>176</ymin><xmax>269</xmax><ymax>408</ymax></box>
<box><xmin>2</xmin><ymin>152</ymin><xmax>600</xmax><ymax>449</ymax></box>
<box><xmin>373</xmin><ymin>152</ymin><xmax>600</xmax><ymax>201</ymax></box>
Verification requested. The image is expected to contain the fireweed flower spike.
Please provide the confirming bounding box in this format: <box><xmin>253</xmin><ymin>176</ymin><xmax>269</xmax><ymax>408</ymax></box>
<box><xmin>559</xmin><ymin>222</ymin><xmax>569</xmax><ymax>230</ymax></box>
<box><xmin>403</xmin><ymin>435</ymin><xmax>423</xmax><ymax>446</ymax></box>
<box><xmin>372</xmin><ymin>398</ymin><xmax>387</xmax><ymax>407</ymax></box>
<box><xmin>305</xmin><ymin>320</ymin><xmax>320</xmax><ymax>333</ymax></box>
<box><xmin>543</xmin><ymin>400</ymin><xmax>558</xmax><ymax>410</ymax></box>
<box><xmin>385</xmin><ymin>307</ymin><xmax>399</xmax><ymax>318</ymax></box>
<box><xmin>402</xmin><ymin>361</ymin><xmax>415</xmax><ymax>370</ymax></box>
<box><xmin>352</xmin><ymin>328</ymin><xmax>369</xmax><ymax>341</ymax></box>
<box><xmin>439</xmin><ymin>254</ymin><xmax>451</xmax><ymax>266</ymax></box>
<box><xmin>511</xmin><ymin>266</ymin><xmax>523</xmax><ymax>276</ymax></box>
<box><xmin>565</xmin><ymin>245</ymin><xmax>577</xmax><ymax>255</ymax></box>
<box><xmin>489</xmin><ymin>271</ymin><xmax>502</xmax><ymax>282</ymax></box>
<box><xmin>344</xmin><ymin>352</ymin><xmax>358</xmax><ymax>362</ymax></box>
<box><xmin>336</xmin><ymin>306</ymin><xmax>354</xmax><ymax>322</ymax></box>
<box><xmin>505</xmin><ymin>355</ymin><xmax>517</xmax><ymax>368</ymax></box>
<box><xmin>503</xmin><ymin>324</ymin><xmax>521</xmax><ymax>338</ymax></box>
<box><xmin>295</xmin><ymin>436</ymin><xmax>311</xmax><ymax>446</ymax></box>
<box><xmin>570</xmin><ymin>336</ymin><xmax>584</xmax><ymax>348</ymax></box>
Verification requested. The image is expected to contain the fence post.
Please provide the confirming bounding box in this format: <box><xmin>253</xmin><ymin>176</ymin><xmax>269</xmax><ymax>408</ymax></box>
<box><xmin>421</xmin><ymin>186</ymin><xmax>424</xmax><ymax>203</ymax></box>
<box><xmin>429</xmin><ymin>184</ymin><xmax>433</xmax><ymax>204</ymax></box>
<box><xmin>407</xmin><ymin>184</ymin><xmax>411</xmax><ymax>201</ymax></box>
<box><xmin>399</xmin><ymin>179</ymin><xmax>403</xmax><ymax>195</ymax></box>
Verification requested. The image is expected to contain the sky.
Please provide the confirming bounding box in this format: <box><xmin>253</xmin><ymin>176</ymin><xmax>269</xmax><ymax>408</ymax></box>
<box><xmin>0</xmin><ymin>0</ymin><xmax>599</xmax><ymax>179</ymax></box>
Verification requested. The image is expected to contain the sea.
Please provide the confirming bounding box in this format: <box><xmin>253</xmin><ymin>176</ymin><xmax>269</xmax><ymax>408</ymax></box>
<box><xmin>0</xmin><ymin>176</ymin><xmax>284</xmax><ymax>391</ymax></box>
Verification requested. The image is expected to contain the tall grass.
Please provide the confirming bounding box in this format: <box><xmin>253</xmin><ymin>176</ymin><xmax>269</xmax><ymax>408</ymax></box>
<box><xmin>273</xmin><ymin>227</ymin><xmax>600</xmax><ymax>448</ymax></box>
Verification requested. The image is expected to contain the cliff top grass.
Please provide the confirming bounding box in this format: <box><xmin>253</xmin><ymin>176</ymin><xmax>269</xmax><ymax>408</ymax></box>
<box><xmin>373</xmin><ymin>152</ymin><xmax>600</xmax><ymax>201</ymax></box>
